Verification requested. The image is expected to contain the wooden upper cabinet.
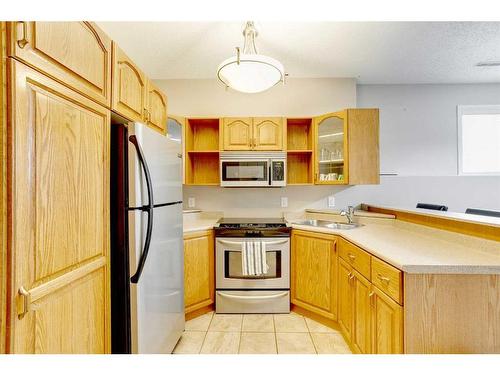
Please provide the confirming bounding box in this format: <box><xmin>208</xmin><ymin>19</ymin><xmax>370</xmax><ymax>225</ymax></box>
<box><xmin>145</xmin><ymin>79</ymin><xmax>167</xmax><ymax>134</ymax></box>
<box><xmin>291</xmin><ymin>230</ymin><xmax>338</xmax><ymax>320</ymax></box>
<box><xmin>313</xmin><ymin>109</ymin><xmax>379</xmax><ymax>185</ymax></box>
<box><xmin>222</xmin><ymin>117</ymin><xmax>285</xmax><ymax>150</ymax></box>
<box><xmin>371</xmin><ymin>286</ymin><xmax>403</xmax><ymax>354</ymax></box>
<box><xmin>222</xmin><ymin>117</ymin><xmax>253</xmax><ymax>150</ymax></box>
<box><xmin>8</xmin><ymin>60</ymin><xmax>110</xmax><ymax>353</ymax></box>
<box><xmin>111</xmin><ymin>42</ymin><xmax>147</xmax><ymax>123</ymax></box>
<box><xmin>7</xmin><ymin>21</ymin><xmax>112</xmax><ymax>107</ymax></box>
<box><xmin>253</xmin><ymin>117</ymin><xmax>284</xmax><ymax>150</ymax></box>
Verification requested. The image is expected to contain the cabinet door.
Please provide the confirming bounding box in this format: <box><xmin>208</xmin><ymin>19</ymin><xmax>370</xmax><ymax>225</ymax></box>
<box><xmin>313</xmin><ymin>111</ymin><xmax>348</xmax><ymax>184</ymax></box>
<box><xmin>371</xmin><ymin>286</ymin><xmax>403</xmax><ymax>354</ymax></box>
<box><xmin>352</xmin><ymin>270</ymin><xmax>372</xmax><ymax>354</ymax></box>
<box><xmin>8</xmin><ymin>60</ymin><xmax>110</xmax><ymax>353</ymax></box>
<box><xmin>222</xmin><ymin>117</ymin><xmax>253</xmax><ymax>150</ymax></box>
<box><xmin>111</xmin><ymin>42</ymin><xmax>147</xmax><ymax>123</ymax></box>
<box><xmin>145</xmin><ymin>79</ymin><xmax>167</xmax><ymax>134</ymax></box>
<box><xmin>253</xmin><ymin>117</ymin><xmax>284</xmax><ymax>150</ymax></box>
<box><xmin>291</xmin><ymin>231</ymin><xmax>337</xmax><ymax>320</ymax></box>
<box><xmin>8</xmin><ymin>21</ymin><xmax>111</xmax><ymax>107</ymax></box>
<box><xmin>183</xmin><ymin>231</ymin><xmax>215</xmax><ymax>313</ymax></box>
<box><xmin>338</xmin><ymin>258</ymin><xmax>353</xmax><ymax>342</ymax></box>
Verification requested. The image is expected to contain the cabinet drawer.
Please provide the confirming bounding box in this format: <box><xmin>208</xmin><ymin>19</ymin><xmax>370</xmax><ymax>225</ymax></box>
<box><xmin>338</xmin><ymin>239</ymin><xmax>371</xmax><ymax>280</ymax></box>
<box><xmin>371</xmin><ymin>257</ymin><xmax>403</xmax><ymax>304</ymax></box>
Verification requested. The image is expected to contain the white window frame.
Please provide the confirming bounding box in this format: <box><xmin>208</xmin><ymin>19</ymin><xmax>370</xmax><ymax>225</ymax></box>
<box><xmin>457</xmin><ymin>105</ymin><xmax>500</xmax><ymax>176</ymax></box>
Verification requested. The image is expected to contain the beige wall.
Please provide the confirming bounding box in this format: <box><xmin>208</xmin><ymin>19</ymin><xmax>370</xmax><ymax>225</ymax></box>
<box><xmin>154</xmin><ymin>77</ymin><xmax>357</xmax><ymax>117</ymax></box>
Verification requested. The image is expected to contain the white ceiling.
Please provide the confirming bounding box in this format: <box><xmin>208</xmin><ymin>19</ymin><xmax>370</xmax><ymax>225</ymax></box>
<box><xmin>97</xmin><ymin>22</ymin><xmax>500</xmax><ymax>84</ymax></box>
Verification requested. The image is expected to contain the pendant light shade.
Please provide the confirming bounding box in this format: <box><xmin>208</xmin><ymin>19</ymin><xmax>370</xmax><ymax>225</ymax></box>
<box><xmin>217</xmin><ymin>22</ymin><xmax>285</xmax><ymax>93</ymax></box>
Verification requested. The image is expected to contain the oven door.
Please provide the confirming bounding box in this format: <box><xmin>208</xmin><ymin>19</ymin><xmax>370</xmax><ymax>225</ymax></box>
<box><xmin>216</xmin><ymin>237</ymin><xmax>289</xmax><ymax>289</ymax></box>
<box><xmin>220</xmin><ymin>159</ymin><xmax>270</xmax><ymax>187</ymax></box>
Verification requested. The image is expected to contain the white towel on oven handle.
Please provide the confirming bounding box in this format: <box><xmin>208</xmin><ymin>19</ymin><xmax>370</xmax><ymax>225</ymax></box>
<box><xmin>254</xmin><ymin>241</ymin><xmax>262</xmax><ymax>275</ymax></box>
<box><xmin>261</xmin><ymin>241</ymin><xmax>269</xmax><ymax>274</ymax></box>
<box><xmin>241</xmin><ymin>241</ymin><xmax>248</xmax><ymax>276</ymax></box>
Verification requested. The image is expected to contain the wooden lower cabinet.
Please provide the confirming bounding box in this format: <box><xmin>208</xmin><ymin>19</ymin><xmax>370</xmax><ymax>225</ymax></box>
<box><xmin>338</xmin><ymin>258</ymin><xmax>353</xmax><ymax>342</ymax></box>
<box><xmin>338</xmin><ymin>261</ymin><xmax>372</xmax><ymax>354</ymax></box>
<box><xmin>371</xmin><ymin>286</ymin><xmax>404</xmax><ymax>354</ymax></box>
<box><xmin>183</xmin><ymin>230</ymin><xmax>215</xmax><ymax>315</ymax></box>
<box><xmin>352</xmin><ymin>270</ymin><xmax>372</xmax><ymax>354</ymax></box>
<box><xmin>7</xmin><ymin>60</ymin><xmax>110</xmax><ymax>353</ymax></box>
<box><xmin>294</xmin><ymin>231</ymin><xmax>404</xmax><ymax>354</ymax></box>
<box><xmin>291</xmin><ymin>230</ymin><xmax>338</xmax><ymax>320</ymax></box>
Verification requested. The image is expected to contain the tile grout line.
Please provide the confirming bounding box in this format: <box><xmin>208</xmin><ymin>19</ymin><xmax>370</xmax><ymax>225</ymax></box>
<box><xmin>273</xmin><ymin>314</ymin><xmax>279</xmax><ymax>354</ymax></box>
<box><xmin>198</xmin><ymin>312</ymin><xmax>215</xmax><ymax>354</ymax></box>
<box><xmin>237</xmin><ymin>315</ymin><xmax>243</xmax><ymax>354</ymax></box>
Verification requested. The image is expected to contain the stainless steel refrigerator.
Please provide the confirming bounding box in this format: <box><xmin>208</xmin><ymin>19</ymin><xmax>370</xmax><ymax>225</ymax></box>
<box><xmin>111</xmin><ymin>121</ymin><xmax>184</xmax><ymax>354</ymax></box>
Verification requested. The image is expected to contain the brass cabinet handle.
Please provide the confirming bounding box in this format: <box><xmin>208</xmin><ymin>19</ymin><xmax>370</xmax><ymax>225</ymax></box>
<box><xmin>369</xmin><ymin>291</ymin><xmax>375</xmax><ymax>307</ymax></box>
<box><xmin>377</xmin><ymin>273</ymin><xmax>391</xmax><ymax>283</ymax></box>
<box><xmin>18</xmin><ymin>286</ymin><xmax>31</xmax><ymax>319</ymax></box>
<box><xmin>143</xmin><ymin>108</ymin><xmax>151</xmax><ymax>122</ymax></box>
<box><xmin>17</xmin><ymin>21</ymin><xmax>29</xmax><ymax>48</ymax></box>
<box><xmin>348</xmin><ymin>273</ymin><xmax>355</xmax><ymax>281</ymax></box>
<box><xmin>348</xmin><ymin>253</ymin><xmax>356</xmax><ymax>261</ymax></box>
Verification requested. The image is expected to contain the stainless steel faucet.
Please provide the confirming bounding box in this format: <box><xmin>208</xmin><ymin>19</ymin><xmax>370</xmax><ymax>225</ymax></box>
<box><xmin>340</xmin><ymin>206</ymin><xmax>355</xmax><ymax>224</ymax></box>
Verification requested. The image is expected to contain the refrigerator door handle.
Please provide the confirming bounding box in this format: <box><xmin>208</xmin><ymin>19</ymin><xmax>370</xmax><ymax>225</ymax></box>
<box><xmin>129</xmin><ymin>135</ymin><xmax>155</xmax><ymax>284</ymax></box>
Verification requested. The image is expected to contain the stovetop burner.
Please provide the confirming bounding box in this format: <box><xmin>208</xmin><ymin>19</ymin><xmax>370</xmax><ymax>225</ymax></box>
<box><xmin>215</xmin><ymin>218</ymin><xmax>290</xmax><ymax>237</ymax></box>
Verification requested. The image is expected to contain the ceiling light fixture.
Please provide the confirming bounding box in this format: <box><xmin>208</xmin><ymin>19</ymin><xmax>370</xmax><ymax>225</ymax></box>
<box><xmin>217</xmin><ymin>21</ymin><xmax>286</xmax><ymax>94</ymax></box>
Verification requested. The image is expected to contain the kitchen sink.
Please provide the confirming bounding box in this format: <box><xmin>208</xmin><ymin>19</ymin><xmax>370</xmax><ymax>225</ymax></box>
<box><xmin>292</xmin><ymin>219</ymin><xmax>363</xmax><ymax>230</ymax></box>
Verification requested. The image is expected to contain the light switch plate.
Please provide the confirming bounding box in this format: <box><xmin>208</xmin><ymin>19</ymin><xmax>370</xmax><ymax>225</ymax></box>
<box><xmin>328</xmin><ymin>195</ymin><xmax>335</xmax><ymax>208</ymax></box>
<box><xmin>281</xmin><ymin>197</ymin><xmax>288</xmax><ymax>208</ymax></box>
<box><xmin>188</xmin><ymin>197</ymin><xmax>196</xmax><ymax>208</ymax></box>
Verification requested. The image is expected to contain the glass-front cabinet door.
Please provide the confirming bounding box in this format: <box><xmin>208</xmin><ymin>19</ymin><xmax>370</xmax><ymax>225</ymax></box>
<box><xmin>314</xmin><ymin>111</ymin><xmax>348</xmax><ymax>184</ymax></box>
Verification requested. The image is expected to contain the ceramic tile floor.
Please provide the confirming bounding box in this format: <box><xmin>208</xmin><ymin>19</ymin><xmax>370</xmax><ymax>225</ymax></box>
<box><xmin>173</xmin><ymin>311</ymin><xmax>352</xmax><ymax>354</ymax></box>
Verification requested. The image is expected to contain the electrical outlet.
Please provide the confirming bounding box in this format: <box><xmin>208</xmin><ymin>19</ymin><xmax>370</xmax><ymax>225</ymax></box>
<box><xmin>188</xmin><ymin>197</ymin><xmax>196</xmax><ymax>208</ymax></box>
<box><xmin>328</xmin><ymin>195</ymin><xmax>335</xmax><ymax>208</ymax></box>
<box><xmin>281</xmin><ymin>197</ymin><xmax>288</xmax><ymax>208</ymax></box>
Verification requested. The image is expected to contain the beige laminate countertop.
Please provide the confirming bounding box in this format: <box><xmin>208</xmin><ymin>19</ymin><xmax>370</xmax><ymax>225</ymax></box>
<box><xmin>183</xmin><ymin>211</ymin><xmax>222</xmax><ymax>234</ymax></box>
<box><xmin>290</xmin><ymin>218</ymin><xmax>500</xmax><ymax>275</ymax></box>
<box><xmin>183</xmin><ymin>219</ymin><xmax>219</xmax><ymax>234</ymax></box>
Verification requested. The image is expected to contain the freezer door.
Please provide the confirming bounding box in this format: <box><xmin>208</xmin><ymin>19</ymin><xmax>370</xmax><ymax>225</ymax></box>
<box><xmin>128</xmin><ymin>122</ymin><xmax>182</xmax><ymax>208</ymax></box>
<box><xmin>129</xmin><ymin>202</ymin><xmax>184</xmax><ymax>353</ymax></box>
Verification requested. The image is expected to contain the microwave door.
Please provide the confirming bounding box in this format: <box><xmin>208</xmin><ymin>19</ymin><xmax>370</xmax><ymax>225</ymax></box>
<box><xmin>221</xmin><ymin>159</ymin><xmax>270</xmax><ymax>187</ymax></box>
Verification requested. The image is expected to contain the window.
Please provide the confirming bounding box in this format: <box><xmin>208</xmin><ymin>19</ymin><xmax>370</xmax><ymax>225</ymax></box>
<box><xmin>458</xmin><ymin>105</ymin><xmax>500</xmax><ymax>175</ymax></box>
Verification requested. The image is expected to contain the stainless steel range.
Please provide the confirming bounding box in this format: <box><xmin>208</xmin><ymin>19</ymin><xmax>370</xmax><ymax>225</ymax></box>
<box><xmin>214</xmin><ymin>218</ymin><xmax>291</xmax><ymax>313</ymax></box>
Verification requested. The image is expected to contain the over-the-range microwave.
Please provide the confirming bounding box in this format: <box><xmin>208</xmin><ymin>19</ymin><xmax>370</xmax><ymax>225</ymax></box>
<box><xmin>220</xmin><ymin>151</ymin><xmax>286</xmax><ymax>187</ymax></box>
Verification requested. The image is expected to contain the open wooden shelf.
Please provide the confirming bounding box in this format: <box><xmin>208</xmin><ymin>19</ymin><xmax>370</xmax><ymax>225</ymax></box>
<box><xmin>186</xmin><ymin>152</ymin><xmax>220</xmax><ymax>185</ymax></box>
<box><xmin>186</xmin><ymin>118</ymin><xmax>220</xmax><ymax>151</ymax></box>
<box><xmin>185</xmin><ymin>118</ymin><xmax>221</xmax><ymax>185</ymax></box>
<box><xmin>287</xmin><ymin>118</ymin><xmax>314</xmax><ymax>184</ymax></box>
<box><xmin>287</xmin><ymin>118</ymin><xmax>313</xmax><ymax>151</ymax></box>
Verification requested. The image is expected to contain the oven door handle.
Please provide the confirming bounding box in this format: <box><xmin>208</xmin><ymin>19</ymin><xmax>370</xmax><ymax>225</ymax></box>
<box><xmin>216</xmin><ymin>239</ymin><xmax>289</xmax><ymax>247</ymax></box>
<box><xmin>217</xmin><ymin>291</ymin><xmax>289</xmax><ymax>300</ymax></box>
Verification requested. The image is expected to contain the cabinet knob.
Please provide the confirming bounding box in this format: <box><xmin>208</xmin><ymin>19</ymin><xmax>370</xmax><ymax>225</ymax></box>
<box><xmin>348</xmin><ymin>253</ymin><xmax>356</xmax><ymax>261</ymax></box>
